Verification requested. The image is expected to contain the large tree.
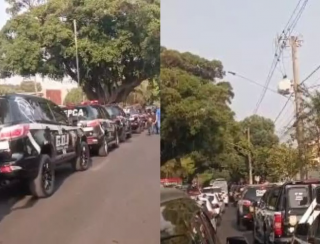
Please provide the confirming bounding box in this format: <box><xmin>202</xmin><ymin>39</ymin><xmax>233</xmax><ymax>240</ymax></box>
<box><xmin>0</xmin><ymin>0</ymin><xmax>160</xmax><ymax>103</ymax></box>
<box><xmin>160</xmin><ymin>48</ymin><xmax>237</xmax><ymax>172</ymax></box>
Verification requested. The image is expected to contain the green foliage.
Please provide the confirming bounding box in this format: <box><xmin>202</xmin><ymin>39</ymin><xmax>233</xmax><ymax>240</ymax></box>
<box><xmin>20</xmin><ymin>81</ymin><xmax>42</xmax><ymax>92</ymax></box>
<box><xmin>265</xmin><ymin>144</ymin><xmax>299</xmax><ymax>181</ymax></box>
<box><xmin>0</xmin><ymin>0</ymin><xmax>160</xmax><ymax>103</ymax></box>
<box><xmin>64</xmin><ymin>87</ymin><xmax>85</xmax><ymax>105</ymax></box>
<box><xmin>161</xmin><ymin>47</ymin><xmax>237</xmax><ymax>178</ymax></box>
<box><xmin>160</xmin><ymin>48</ymin><xmax>292</xmax><ymax>183</ymax></box>
<box><xmin>126</xmin><ymin>78</ymin><xmax>159</xmax><ymax>105</ymax></box>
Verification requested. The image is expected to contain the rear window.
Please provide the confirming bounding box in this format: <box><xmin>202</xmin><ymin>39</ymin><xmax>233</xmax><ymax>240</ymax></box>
<box><xmin>64</xmin><ymin>107</ymin><xmax>89</xmax><ymax>119</ymax></box>
<box><xmin>288</xmin><ymin>187</ymin><xmax>309</xmax><ymax>208</ymax></box>
<box><xmin>0</xmin><ymin>99</ymin><xmax>12</xmax><ymax>124</ymax></box>
<box><xmin>243</xmin><ymin>187</ymin><xmax>269</xmax><ymax>201</ymax></box>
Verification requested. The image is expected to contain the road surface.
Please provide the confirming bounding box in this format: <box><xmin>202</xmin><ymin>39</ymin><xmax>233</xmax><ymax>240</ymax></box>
<box><xmin>0</xmin><ymin>134</ymin><xmax>160</xmax><ymax>244</ymax></box>
<box><xmin>218</xmin><ymin>205</ymin><xmax>253</xmax><ymax>243</ymax></box>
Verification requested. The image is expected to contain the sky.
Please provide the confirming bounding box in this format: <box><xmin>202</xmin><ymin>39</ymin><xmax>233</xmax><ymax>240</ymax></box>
<box><xmin>161</xmin><ymin>0</ymin><xmax>320</xmax><ymax>134</ymax></box>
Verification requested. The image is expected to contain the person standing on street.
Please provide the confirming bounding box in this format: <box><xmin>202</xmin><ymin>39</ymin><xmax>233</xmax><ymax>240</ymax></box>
<box><xmin>147</xmin><ymin>109</ymin><xmax>156</xmax><ymax>135</ymax></box>
<box><xmin>156</xmin><ymin>106</ymin><xmax>160</xmax><ymax>134</ymax></box>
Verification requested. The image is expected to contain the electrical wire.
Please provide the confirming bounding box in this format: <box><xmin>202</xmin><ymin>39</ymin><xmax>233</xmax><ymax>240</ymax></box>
<box><xmin>253</xmin><ymin>0</ymin><xmax>309</xmax><ymax>114</ymax></box>
<box><xmin>274</xmin><ymin>62</ymin><xmax>318</xmax><ymax>128</ymax></box>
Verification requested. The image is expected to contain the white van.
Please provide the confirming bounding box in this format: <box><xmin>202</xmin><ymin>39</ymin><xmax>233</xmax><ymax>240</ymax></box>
<box><xmin>210</xmin><ymin>179</ymin><xmax>229</xmax><ymax>206</ymax></box>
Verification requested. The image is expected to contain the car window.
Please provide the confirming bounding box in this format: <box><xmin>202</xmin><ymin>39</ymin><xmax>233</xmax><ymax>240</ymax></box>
<box><xmin>161</xmin><ymin>198</ymin><xmax>217</xmax><ymax>244</ymax></box>
<box><xmin>0</xmin><ymin>99</ymin><xmax>13</xmax><ymax>124</ymax></box>
<box><xmin>95</xmin><ymin>106</ymin><xmax>111</xmax><ymax>120</ymax></box>
<box><xmin>243</xmin><ymin>186</ymin><xmax>271</xmax><ymax>202</ymax></box>
<box><xmin>115</xmin><ymin>106</ymin><xmax>126</xmax><ymax>116</ymax></box>
<box><xmin>199</xmin><ymin>211</ymin><xmax>221</xmax><ymax>244</ymax></box>
<box><xmin>267</xmin><ymin>188</ymin><xmax>280</xmax><ymax>210</ymax></box>
<box><xmin>288</xmin><ymin>187</ymin><xmax>309</xmax><ymax>208</ymax></box>
<box><xmin>51</xmin><ymin>103</ymin><xmax>68</xmax><ymax>125</ymax></box>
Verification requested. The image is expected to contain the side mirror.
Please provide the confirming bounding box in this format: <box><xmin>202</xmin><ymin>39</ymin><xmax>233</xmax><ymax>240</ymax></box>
<box><xmin>226</xmin><ymin>237</ymin><xmax>249</xmax><ymax>244</ymax></box>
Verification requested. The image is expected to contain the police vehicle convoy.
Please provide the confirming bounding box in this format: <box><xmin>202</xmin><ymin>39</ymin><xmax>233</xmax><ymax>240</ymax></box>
<box><xmin>0</xmin><ymin>95</ymin><xmax>150</xmax><ymax>199</ymax></box>
<box><xmin>63</xmin><ymin>100</ymin><xmax>120</xmax><ymax>156</ymax></box>
<box><xmin>0</xmin><ymin>94</ymin><xmax>91</xmax><ymax>198</ymax></box>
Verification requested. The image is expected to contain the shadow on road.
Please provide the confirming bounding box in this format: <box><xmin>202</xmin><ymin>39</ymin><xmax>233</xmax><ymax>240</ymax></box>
<box><xmin>0</xmin><ymin>164</ymin><xmax>74</xmax><ymax>224</ymax></box>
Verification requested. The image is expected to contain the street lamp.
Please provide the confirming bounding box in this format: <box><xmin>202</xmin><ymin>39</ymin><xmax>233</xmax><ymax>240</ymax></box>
<box><xmin>227</xmin><ymin>71</ymin><xmax>291</xmax><ymax>98</ymax></box>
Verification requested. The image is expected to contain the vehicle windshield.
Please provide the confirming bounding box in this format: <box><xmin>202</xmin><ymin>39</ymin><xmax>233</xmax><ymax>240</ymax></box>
<box><xmin>243</xmin><ymin>187</ymin><xmax>270</xmax><ymax>201</ymax></box>
<box><xmin>288</xmin><ymin>187</ymin><xmax>309</xmax><ymax>208</ymax></box>
<box><xmin>105</xmin><ymin>106</ymin><xmax>120</xmax><ymax>118</ymax></box>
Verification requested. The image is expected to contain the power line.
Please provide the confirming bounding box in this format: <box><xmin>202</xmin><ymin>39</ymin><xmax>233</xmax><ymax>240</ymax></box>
<box><xmin>275</xmin><ymin>63</ymin><xmax>319</xmax><ymax>131</ymax></box>
<box><xmin>227</xmin><ymin>71</ymin><xmax>282</xmax><ymax>96</ymax></box>
<box><xmin>253</xmin><ymin>0</ymin><xmax>308</xmax><ymax>114</ymax></box>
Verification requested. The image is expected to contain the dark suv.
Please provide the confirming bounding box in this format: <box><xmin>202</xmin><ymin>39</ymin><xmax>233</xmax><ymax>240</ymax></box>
<box><xmin>237</xmin><ymin>184</ymin><xmax>275</xmax><ymax>231</ymax></box>
<box><xmin>0</xmin><ymin>94</ymin><xmax>91</xmax><ymax>198</ymax></box>
<box><xmin>63</xmin><ymin>102</ymin><xmax>119</xmax><ymax>156</ymax></box>
<box><xmin>104</xmin><ymin>104</ymin><xmax>131</xmax><ymax>141</ymax></box>
<box><xmin>253</xmin><ymin>180</ymin><xmax>320</xmax><ymax>244</ymax></box>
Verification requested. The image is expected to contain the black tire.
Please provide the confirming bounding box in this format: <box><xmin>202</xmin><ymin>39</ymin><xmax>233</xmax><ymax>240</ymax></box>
<box><xmin>115</xmin><ymin>131</ymin><xmax>120</xmax><ymax>147</ymax></box>
<box><xmin>28</xmin><ymin>154</ymin><xmax>55</xmax><ymax>198</ymax></box>
<box><xmin>120</xmin><ymin>128</ymin><xmax>126</xmax><ymax>142</ymax></box>
<box><xmin>98</xmin><ymin>136</ymin><xmax>109</xmax><ymax>156</ymax></box>
<box><xmin>216</xmin><ymin>215</ymin><xmax>222</xmax><ymax>226</ymax></box>
<box><xmin>71</xmin><ymin>141</ymin><xmax>91</xmax><ymax>171</ymax></box>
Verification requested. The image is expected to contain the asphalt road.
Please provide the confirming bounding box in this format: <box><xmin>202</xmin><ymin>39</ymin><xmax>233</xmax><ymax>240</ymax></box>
<box><xmin>218</xmin><ymin>204</ymin><xmax>253</xmax><ymax>244</ymax></box>
<box><xmin>0</xmin><ymin>133</ymin><xmax>160</xmax><ymax>244</ymax></box>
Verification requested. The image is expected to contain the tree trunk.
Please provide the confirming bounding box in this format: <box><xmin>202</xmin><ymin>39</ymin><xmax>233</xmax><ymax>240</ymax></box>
<box><xmin>82</xmin><ymin>79</ymin><xmax>143</xmax><ymax>104</ymax></box>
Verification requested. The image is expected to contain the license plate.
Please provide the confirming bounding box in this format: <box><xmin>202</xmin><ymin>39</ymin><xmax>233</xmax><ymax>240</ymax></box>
<box><xmin>256</xmin><ymin>190</ymin><xmax>266</xmax><ymax>196</ymax></box>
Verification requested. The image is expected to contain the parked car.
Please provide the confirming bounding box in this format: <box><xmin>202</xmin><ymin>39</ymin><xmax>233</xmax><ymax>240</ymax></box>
<box><xmin>237</xmin><ymin>184</ymin><xmax>275</xmax><ymax>231</ymax></box>
<box><xmin>252</xmin><ymin>180</ymin><xmax>320</xmax><ymax>244</ymax></box>
<box><xmin>104</xmin><ymin>104</ymin><xmax>132</xmax><ymax>141</ymax></box>
<box><xmin>63</xmin><ymin>101</ymin><xmax>119</xmax><ymax>156</ymax></box>
<box><xmin>160</xmin><ymin>187</ymin><xmax>249</xmax><ymax>244</ymax></box>
<box><xmin>0</xmin><ymin>94</ymin><xmax>91</xmax><ymax>198</ymax></box>
<box><xmin>210</xmin><ymin>178</ymin><xmax>229</xmax><ymax>206</ymax></box>
<box><xmin>202</xmin><ymin>186</ymin><xmax>226</xmax><ymax>213</ymax></box>
<box><xmin>196</xmin><ymin>195</ymin><xmax>220</xmax><ymax>228</ymax></box>
<box><xmin>123</xmin><ymin>106</ymin><xmax>144</xmax><ymax>133</ymax></box>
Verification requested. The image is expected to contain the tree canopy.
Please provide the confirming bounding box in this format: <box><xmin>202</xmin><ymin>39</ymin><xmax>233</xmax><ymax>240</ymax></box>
<box><xmin>64</xmin><ymin>87</ymin><xmax>85</xmax><ymax>105</ymax></box>
<box><xmin>161</xmin><ymin>47</ymin><xmax>300</xmax><ymax>183</ymax></box>
<box><xmin>0</xmin><ymin>0</ymin><xmax>160</xmax><ymax>103</ymax></box>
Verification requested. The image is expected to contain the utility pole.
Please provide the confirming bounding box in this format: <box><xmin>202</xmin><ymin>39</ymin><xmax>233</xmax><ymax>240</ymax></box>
<box><xmin>73</xmin><ymin>19</ymin><xmax>80</xmax><ymax>85</ymax></box>
<box><xmin>290</xmin><ymin>36</ymin><xmax>305</xmax><ymax>180</ymax></box>
<box><xmin>247</xmin><ymin>127</ymin><xmax>253</xmax><ymax>184</ymax></box>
